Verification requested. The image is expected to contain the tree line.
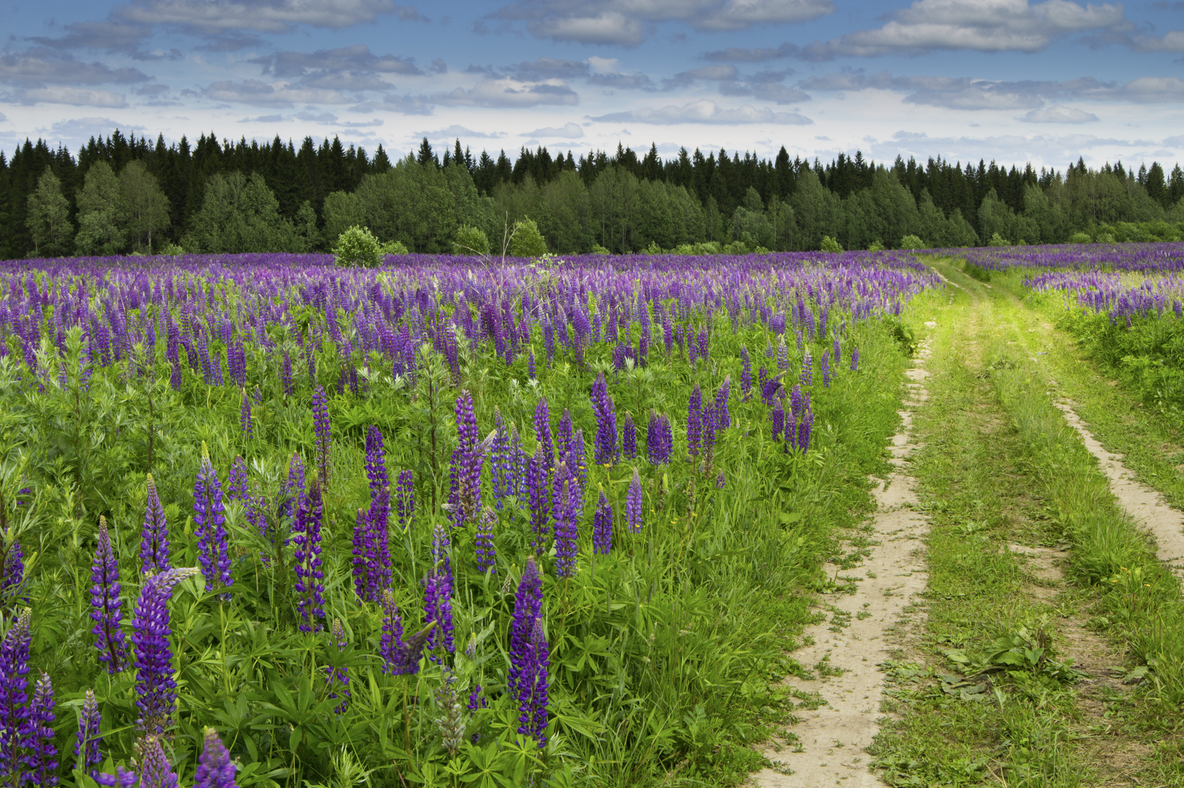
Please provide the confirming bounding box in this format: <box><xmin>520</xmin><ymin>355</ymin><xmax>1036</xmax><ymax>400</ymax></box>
<box><xmin>3</xmin><ymin>130</ymin><xmax>1184</xmax><ymax>259</ymax></box>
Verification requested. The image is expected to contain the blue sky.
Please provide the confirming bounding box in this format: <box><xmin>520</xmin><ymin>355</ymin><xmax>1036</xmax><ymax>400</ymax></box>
<box><xmin>2</xmin><ymin>0</ymin><xmax>1182</xmax><ymax>172</ymax></box>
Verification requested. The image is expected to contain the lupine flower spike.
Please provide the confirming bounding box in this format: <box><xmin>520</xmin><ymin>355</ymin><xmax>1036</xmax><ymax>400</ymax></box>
<box><xmin>140</xmin><ymin>474</ymin><xmax>169</xmax><ymax>575</ymax></box>
<box><xmin>194</xmin><ymin>728</ymin><xmax>238</xmax><ymax>788</ymax></box>
<box><xmin>194</xmin><ymin>443</ymin><xmax>232</xmax><ymax>600</ymax></box>
<box><xmin>626</xmin><ymin>469</ymin><xmax>643</xmax><ymax>534</ymax></box>
<box><xmin>91</xmin><ymin>516</ymin><xmax>128</xmax><ymax>673</ymax></box>
<box><xmin>28</xmin><ymin>671</ymin><xmax>57</xmax><ymax>787</ymax></box>
<box><xmin>0</xmin><ymin>608</ymin><xmax>32</xmax><ymax>785</ymax></box>
<box><xmin>132</xmin><ymin>567</ymin><xmax>199</xmax><ymax>734</ymax></box>
<box><xmin>76</xmin><ymin>689</ymin><xmax>103</xmax><ymax>778</ymax></box>
<box><xmin>138</xmin><ymin>735</ymin><xmax>179</xmax><ymax>788</ymax></box>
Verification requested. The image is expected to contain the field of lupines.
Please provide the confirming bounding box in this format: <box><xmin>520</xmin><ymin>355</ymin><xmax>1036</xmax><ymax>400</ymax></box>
<box><xmin>0</xmin><ymin>250</ymin><xmax>938</xmax><ymax>787</ymax></box>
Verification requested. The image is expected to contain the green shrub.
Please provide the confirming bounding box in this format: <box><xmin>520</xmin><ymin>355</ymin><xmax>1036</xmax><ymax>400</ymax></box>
<box><xmin>867</xmin><ymin>240</ymin><xmax>885</xmax><ymax>252</ymax></box>
<box><xmin>380</xmin><ymin>240</ymin><xmax>409</xmax><ymax>257</ymax></box>
<box><xmin>453</xmin><ymin>224</ymin><xmax>490</xmax><ymax>256</ymax></box>
<box><xmin>509</xmin><ymin>218</ymin><xmax>548</xmax><ymax>259</ymax></box>
<box><xmin>723</xmin><ymin>240</ymin><xmax>749</xmax><ymax>255</ymax></box>
<box><xmin>333</xmin><ymin>225</ymin><xmax>382</xmax><ymax>267</ymax></box>
<box><xmin>160</xmin><ymin>242</ymin><xmax>185</xmax><ymax>256</ymax></box>
<box><xmin>643</xmin><ymin>241</ymin><xmax>663</xmax><ymax>255</ymax></box>
<box><xmin>591</xmin><ymin>244</ymin><xmax>611</xmax><ymax>255</ymax></box>
<box><xmin>899</xmin><ymin>234</ymin><xmax>925</xmax><ymax>250</ymax></box>
<box><xmin>987</xmin><ymin>232</ymin><xmax>1010</xmax><ymax>247</ymax></box>
<box><xmin>820</xmin><ymin>235</ymin><xmax>843</xmax><ymax>253</ymax></box>
<box><xmin>693</xmin><ymin>241</ymin><xmax>723</xmax><ymax>255</ymax></box>
<box><xmin>1096</xmin><ymin>233</ymin><xmax>1115</xmax><ymax>244</ymax></box>
<box><xmin>1068</xmin><ymin>231</ymin><xmax>1092</xmax><ymax>244</ymax></box>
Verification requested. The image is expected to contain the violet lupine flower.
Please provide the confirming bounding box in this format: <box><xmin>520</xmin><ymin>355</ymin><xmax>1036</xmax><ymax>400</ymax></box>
<box><xmin>139</xmin><ymin>735</ymin><xmax>179</xmax><ymax>788</ymax></box>
<box><xmin>279</xmin><ymin>452</ymin><xmax>306</xmax><ymax>525</ymax></box>
<box><xmin>194</xmin><ymin>728</ymin><xmax>237</xmax><ymax>788</ymax></box>
<box><xmin>715</xmin><ymin>376</ymin><xmax>731</xmax><ymax>430</ymax></box>
<box><xmin>777</xmin><ymin>336</ymin><xmax>790</xmax><ymax>375</ymax></box>
<box><xmin>132</xmin><ymin>567</ymin><xmax>199</xmax><ymax>734</ymax></box>
<box><xmin>448</xmin><ymin>390</ymin><xmax>483</xmax><ymax>527</ymax></box>
<box><xmin>739</xmin><ymin>346</ymin><xmax>753</xmax><ymax>399</ymax></box>
<box><xmin>508</xmin><ymin>558</ymin><xmax>542</xmax><ymax>693</ymax></box>
<box><xmin>646</xmin><ymin>411</ymin><xmax>672</xmax><ymax>465</ymax></box>
<box><xmin>364</xmin><ymin>426</ymin><xmax>392</xmax><ymax>597</ymax></box>
<box><xmin>311</xmin><ymin>385</ymin><xmax>331</xmax><ymax>489</ymax></box>
<box><xmin>475</xmin><ymin>507</ymin><xmax>496</xmax><ymax>575</ymax></box>
<box><xmin>833</xmin><ymin>337</ymin><xmax>842</xmax><ymax>367</ymax></box>
<box><xmin>552</xmin><ymin>463</ymin><xmax>579</xmax><ymax>579</ymax></box>
<box><xmin>26</xmin><ymin>671</ymin><xmax>56</xmax><ymax>787</ymax></box>
<box><xmin>850</xmin><ymin>347</ymin><xmax>860</xmax><ymax>372</ymax></box>
<box><xmin>226</xmin><ymin>456</ymin><xmax>248</xmax><ymax>503</ymax></box>
<box><xmin>592</xmin><ymin>491</ymin><xmax>612</xmax><ymax>555</ymax></box>
<box><xmin>556</xmin><ymin>409</ymin><xmax>574</xmax><ymax>467</ymax></box>
<box><xmin>76</xmin><ymin>688</ymin><xmax>102</xmax><ymax>777</ymax></box>
<box><xmin>625</xmin><ymin>469</ymin><xmax>643</xmax><ymax>534</ymax></box>
<box><xmin>1</xmin><ymin>540</ymin><xmax>24</xmax><ymax>602</ymax></box>
<box><xmin>395</xmin><ymin>470</ymin><xmax>414</xmax><ymax>531</ymax></box>
<box><xmin>701</xmin><ymin>402</ymin><xmax>717</xmax><ymax>454</ymax></box>
<box><xmin>821</xmin><ymin>351</ymin><xmax>832</xmax><ymax>388</ymax></box>
<box><xmin>424</xmin><ymin>524</ymin><xmax>454</xmax><ymax>654</ymax></box>
<box><xmin>282</xmin><ymin>352</ymin><xmax>294</xmax><ymax>397</ymax></box>
<box><xmin>716</xmin><ymin>470</ymin><xmax>726</xmax><ymax>489</ymax></box>
<box><xmin>325</xmin><ymin>619</ymin><xmax>350</xmax><ymax>714</ymax></box>
<box><xmin>800</xmin><ymin>350</ymin><xmax>813</xmax><ymax>387</ymax></box>
<box><xmin>91</xmin><ymin>515</ymin><xmax>128</xmax><ymax>674</ymax></box>
<box><xmin>527</xmin><ymin>450</ymin><xmax>550</xmax><ymax>555</ymax></box>
<box><xmin>380</xmin><ymin>590</ymin><xmax>427</xmax><ymax>675</ymax></box>
<box><xmin>292</xmin><ymin>478</ymin><xmax>326</xmax><ymax>633</ymax></box>
<box><xmin>796</xmin><ymin>395</ymin><xmax>815</xmax><ymax>453</ymax></box>
<box><xmin>0</xmin><ymin>608</ymin><xmax>31</xmax><ymax>784</ymax></box>
<box><xmin>621</xmin><ymin>412</ymin><xmax>638</xmax><ymax>460</ymax></box>
<box><xmin>517</xmin><ymin>619</ymin><xmax>549</xmax><ymax>748</ymax></box>
<box><xmin>686</xmin><ymin>383</ymin><xmax>703</xmax><ymax>458</ymax></box>
<box><xmin>533</xmin><ymin>398</ymin><xmax>554</xmax><ymax>473</ymax></box>
<box><xmin>789</xmin><ymin>384</ymin><xmax>803</xmax><ymax>420</ymax></box>
<box><xmin>194</xmin><ymin>443</ymin><xmax>232</xmax><ymax>601</ymax></box>
<box><xmin>528</xmin><ymin>349</ymin><xmax>536</xmax><ymax>380</ymax></box>
<box><xmin>351</xmin><ymin>509</ymin><xmax>375</xmax><ymax>602</ymax></box>
<box><xmin>590</xmin><ymin>373</ymin><xmax>617</xmax><ymax>467</ymax></box>
<box><xmin>771</xmin><ymin>399</ymin><xmax>786</xmax><ymax>443</ymax></box>
<box><xmin>490</xmin><ymin>409</ymin><xmax>515</xmax><ymax>511</ymax></box>
<box><xmin>240</xmin><ymin>387</ymin><xmax>253</xmax><ymax>440</ymax></box>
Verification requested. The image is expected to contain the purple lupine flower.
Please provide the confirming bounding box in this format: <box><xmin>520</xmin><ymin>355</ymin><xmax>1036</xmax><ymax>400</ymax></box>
<box><xmin>528</xmin><ymin>349</ymin><xmax>536</xmax><ymax>380</ymax></box>
<box><xmin>552</xmin><ymin>463</ymin><xmax>579</xmax><ymax>579</ymax></box>
<box><xmin>132</xmin><ymin>567</ymin><xmax>199</xmax><ymax>734</ymax></box>
<box><xmin>739</xmin><ymin>346</ymin><xmax>753</xmax><ymax>399</ymax></box>
<box><xmin>527</xmin><ymin>450</ymin><xmax>550</xmax><ymax>554</ymax></box>
<box><xmin>789</xmin><ymin>384</ymin><xmax>803</xmax><ymax>420</ymax></box>
<box><xmin>1</xmin><ymin>540</ymin><xmax>24</xmax><ymax>602</ymax></box>
<box><xmin>75</xmin><ymin>689</ymin><xmax>102</xmax><ymax>777</ymax></box>
<box><xmin>139</xmin><ymin>735</ymin><xmax>179</xmax><ymax>788</ymax></box>
<box><xmin>850</xmin><ymin>347</ymin><xmax>859</xmax><ymax>372</ymax></box>
<box><xmin>475</xmin><ymin>507</ymin><xmax>496</xmax><ymax>574</ymax></box>
<box><xmin>716</xmin><ymin>470</ymin><xmax>726</xmax><ymax>489</ymax></box>
<box><xmin>351</xmin><ymin>509</ymin><xmax>375</xmax><ymax>602</ymax></box>
<box><xmin>380</xmin><ymin>590</ymin><xmax>424</xmax><ymax>675</ymax></box>
<box><xmin>448</xmin><ymin>390</ymin><xmax>483</xmax><ymax>527</ymax></box>
<box><xmin>625</xmin><ymin>469</ymin><xmax>643</xmax><ymax>534</ymax></box>
<box><xmin>590</xmin><ymin>373</ymin><xmax>617</xmax><ymax>466</ymax></box>
<box><xmin>771</xmin><ymin>399</ymin><xmax>785</xmax><ymax>443</ymax></box>
<box><xmin>701</xmin><ymin>402</ymin><xmax>716</xmax><ymax>453</ymax></box>
<box><xmin>395</xmin><ymin>470</ymin><xmax>414</xmax><ymax>531</ymax></box>
<box><xmin>311</xmin><ymin>385</ymin><xmax>331</xmax><ymax>489</ymax></box>
<box><xmin>364</xmin><ymin>426</ymin><xmax>392</xmax><ymax>596</ymax></box>
<box><xmin>239</xmin><ymin>387</ymin><xmax>253</xmax><ymax>440</ymax></box>
<box><xmin>621</xmin><ymin>412</ymin><xmax>638</xmax><ymax>460</ymax></box>
<box><xmin>760</xmin><ymin>369</ymin><xmax>783</xmax><ymax>408</ymax></box>
<box><xmin>776</xmin><ymin>336</ymin><xmax>790</xmax><ymax>375</ymax></box>
<box><xmin>91</xmin><ymin>516</ymin><xmax>128</xmax><ymax>674</ymax></box>
<box><xmin>292</xmin><ymin>478</ymin><xmax>325</xmax><ymax>633</ymax></box>
<box><xmin>424</xmin><ymin>524</ymin><xmax>454</xmax><ymax>654</ymax></box>
<box><xmin>796</xmin><ymin>394</ymin><xmax>815</xmax><ymax>453</ymax></box>
<box><xmin>517</xmin><ymin>619</ymin><xmax>549</xmax><ymax>747</ymax></box>
<box><xmin>282</xmin><ymin>352</ymin><xmax>294</xmax><ymax>398</ymax></box>
<box><xmin>686</xmin><ymin>383</ymin><xmax>702</xmax><ymax>458</ymax></box>
<box><xmin>194</xmin><ymin>728</ymin><xmax>237</xmax><ymax>788</ymax></box>
<box><xmin>26</xmin><ymin>671</ymin><xmax>56</xmax><ymax>788</ymax></box>
<box><xmin>0</xmin><ymin>608</ymin><xmax>31</xmax><ymax>785</ymax></box>
<box><xmin>490</xmin><ymin>409</ymin><xmax>514</xmax><ymax>511</ymax></box>
<box><xmin>800</xmin><ymin>350</ymin><xmax>813</xmax><ymax>387</ymax></box>
<box><xmin>556</xmin><ymin>409</ymin><xmax>574</xmax><ymax>466</ymax></box>
<box><xmin>194</xmin><ymin>443</ymin><xmax>232</xmax><ymax>601</ymax></box>
<box><xmin>278</xmin><ymin>452</ymin><xmax>306</xmax><ymax>525</ymax></box>
<box><xmin>95</xmin><ymin>768</ymin><xmax>138</xmax><ymax>788</ymax></box>
<box><xmin>833</xmin><ymin>337</ymin><xmax>842</xmax><ymax>367</ymax></box>
<box><xmin>592</xmin><ymin>491</ymin><xmax>612</xmax><ymax>555</ymax></box>
<box><xmin>646</xmin><ymin>411</ymin><xmax>672</xmax><ymax>465</ymax></box>
<box><xmin>715</xmin><ymin>376</ymin><xmax>731</xmax><ymax>430</ymax></box>
<box><xmin>226</xmin><ymin>456</ymin><xmax>248</xmax><ymax>503</ymax></box>
<box><xmin>533</xmin><ymin>398</ymin><xmax>554</xmax><ymax>473</ymax></box>
<box><xmin>508</xmin><ymin>558</ymin><xmax>542</xmax><ymax>693</ymax></box>
<box><xmin>325</xmin><ymin>619</ymin><xmax>350</xmax><ymax>715</ymax></box>
<box><xmin>821</xmin><ymin>351</ymin><xmax>832</xmax><ymax>388</ymax></box>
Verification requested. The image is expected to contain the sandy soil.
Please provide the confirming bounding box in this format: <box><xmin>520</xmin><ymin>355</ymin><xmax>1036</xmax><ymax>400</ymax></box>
<box><xmin>749</xmin><ymin>337</ymin><xmax>933</xmax><ymax>787</ymax></box>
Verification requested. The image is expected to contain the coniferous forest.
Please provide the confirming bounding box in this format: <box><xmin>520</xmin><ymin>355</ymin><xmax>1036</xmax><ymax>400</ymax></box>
<box><xmin>4</xmin><ymin>130</ymin><xmax>1184</xmax><ymax>260</ymax></box>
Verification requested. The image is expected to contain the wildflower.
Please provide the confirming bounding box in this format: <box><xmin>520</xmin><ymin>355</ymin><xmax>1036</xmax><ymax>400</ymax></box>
<box><xmin>239</xmin><ymin>387</ymin><xmax>253</xmax><ymax>439</ymax></box>
<box><xmin>27</xmin><ymin>671</ymin><xmax>57</xmax><ymax>787</ymax></box>
<box><xmin>591</xmin><ymin>372</ymin><xmax>618</xmax><ymax>466</ymax></box>
<box><xmin>226</xmin><ymin>456</ymin><xmax>248</xmax><ymax>503</ymax></box>
<box><xmin>592</xmin><ymin>491</ymin><xmax>612</xmax><ymax>555</ymax></box>
<box><xmin>687</xmin><ymin>383</ymin><xmax>702</xmax><ymax>457</ymax></box>
<box><xmin>194</xmin><ymin>443</ymin><xmax>232</xmax><ymax>600</ymax></box>
<box><xmin>292</xmin><ymin>478</ymin><xmax>325</xmax><ymax>633</ymax></box>
<box><xmin>133</xmin><ymin>567</ymin><xmax>199</xmax><ymax>734</ymax></box>
<box><xmin>0</xmin><ymin>608</ymin><xmax>31</xmax><ymax>783</ymax></box>
<box><xmin>534</xmin><ymin>398</ymin><xmax>554</xmax><ymax>472</ymax></box>
<box><xmin>621</xmin><ymin>411</ymin><xmax>638</xmax><ymax>459</ymax></box>
<box><xmin>434</xmin><ymin>669</ymin><xmax>466</xmax><ymax>757</ymax></box>
<box><xmin>312</xmin><ymin>384</ymin><xmax>331</xmax><ymax>489</ymax></box>
<box><xmin>475</xmin><ymin>507</ymin><xmax>497</xmax><ymax>574</ymax></box>
<box><xmin>508</xmin><ymin>558</ymin><xmax>543</xmax><ymax>693</ymax></box>
<box><xmin>850</xmin><ymin>347</ymin><xmax>860</xmax><ymax>372</ymax></box>
<box><xmin>363</xmin><ymin>426</ymin><xmax>392</xmax><ymax>597</ymax></box>
<box><xmin>424</xmin><ymin>525</ymin><xmax>455</xmax><ymax>654</ymax></box>
<box><xmin>625</xmin><ymin>469</ymin><xmax>643</xmax><ymax>534</ymax></box>
<box><xmin>138</xmin><ymin>735</ymin><xmax>178</xmax><ymax>788</ymax></box>
<box><xmin>395</xmin><ymin>469</ymin><xmax>414</xmax><ymax>531</ymax></box>
<box><xmin>325</xmin><ymin>619</ymin><xmax>350</xmax><ymax>714</ymax></box>
<box><xmin>448</xmin><ymin>390</ymin><xmax>484</xmax><ymax>527</ymax></box>
<box><xmin>517</xmin><ymin>619</ymin><xmax>549</xmax><ymax>747</ymax></box>
<box><xmin>527</xmin><ymin>450</ymin><xmax>550</xmax><ymax>554</ymax></box>
<box><xmin>646</xmin><ymin>411</ymin><xmax>672</xmax><ymax>465</ymax></box>
<box><xmin>194</xmin><ymin>728</ymin><xmax>237</xmax><ymax>788</ymax></box>
<box><xmin>91</xmin><ymin>516</ymin><xmax>128</xmax><ymax>673</ymax></box>
<box><xmin>552</xmin><ymin>463</ymin><xmax>579</xmax><ymax>578</ymax></box>
<box><xmin>380</xmin><ymin>590</ymin><xmax>430</xmax><ymax>675</ymax></box>
<box><xmin>76</xmin><ymin>689</ymin><xmax>102</xmax><ymax>777</ymax></box>
<box><xmin>2</xmin><ymin>540</ymin><xmax>25</xmax><ymax>603</ymax></box>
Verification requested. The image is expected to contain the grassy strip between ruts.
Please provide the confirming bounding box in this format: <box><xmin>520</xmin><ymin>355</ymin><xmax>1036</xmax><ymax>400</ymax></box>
<box><xmin>873</xmin><ymin>258</ymin><xmax>1184</xmax><ymax>786</ymax></box>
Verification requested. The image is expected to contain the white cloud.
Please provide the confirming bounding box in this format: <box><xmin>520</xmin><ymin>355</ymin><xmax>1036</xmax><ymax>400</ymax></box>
<box><xmin>696</xmin><ymin>0</ymin><xmax>834</xmax><ymax>31</ymax></box>
<box><xmin>586</xmin><ymin>56</ymin><xmax>619</xmax><ymax>74</ymax></box>
<box><xmin>119</xmin><ymin>0</ymin><xmax>417</xmax><ymax>33</ymax></box>
<box><xmin>8</xmin><ymin>87</ymin><xmax>128</xmax><ymax>107</ymax></box>
<box><xmin>418</xmin><ymin>124</ymin><xmax>507</xmax><ymax>138</ymax></box>
<box><xmin>525</xmin><ymin>121</ymin><xmax>585</xmax><ymax>138</ymax></box>
<box><xmin>0</xmin><ymin>112</ymin><xmax>8</xmax><ymax>123</ymax></box>
<box><xmin>588</xmin><ymin>98</ymin><xmax>811</xmax><ymax>124</ymax></box>
<box><xmin>528</xmin><ymin>12</ymin><xmax>645</xmax><ymax>45</ymax></box>
<box><xmin>0</xmin><ymin>48</ymin><xmax>149</xmax><ymax>87</ymax></box>
<box><xmin>200</xmin><ymin>79</ymin><xmax>350</xmax><ymax>107</ymax></box>
<box><xmin>1020</xmin><ymin>105</ymin><xmax>1099</xmax><ymax>123</ymax></box>
<box><xmin>433</xmin><ymin>79</ymin><xmax>578</xmax><ymax>107</ymax></box>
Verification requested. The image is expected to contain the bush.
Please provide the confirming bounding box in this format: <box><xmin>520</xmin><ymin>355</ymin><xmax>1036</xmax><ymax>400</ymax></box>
<box><xmin>867</xmin><ymin>240</ymin><xmax>885</xmax><ymax>252</ymax></box>
<box><xmin>453</xmin><ymin>225</ymin><xmax>490</xmax><ymax>256</ymax></box>
<box><xmin>509</xmin><ymin>218</ymin><xmax>548</xmax><ymax>259</ymax></box>
<box><xmin>591</xmin><ymin>244</ymin><xmax>611</xmax><ymax>255</ymax></box>
<box><xmin>1097</xmin><ymin>233</ymin><xmax>1115</xmax><ymax>244</ymax></box>
<box><xmin>160</xmin><ymin>242</ymin><xmax>185</xmax><ymax>256</ymax></box>
<box><xmin>1068</xmin><ymin>231</ymin><xmax>1092</xmax><ymax>244</ymax></box>
<box><xmin>899</xmin><ymin>234</ymin><xmax>925</xmax><ymax>250</ymax></box>
<box><xmin>381</xmin><ymin>240</ymin><xmax>409</xmax><ymax>257</ymax></box>
<box><xmin>643</xmin><ymin>241</ymin><xmax>663</xmax><ymax>255</ymax></box>
<box><xmin>820</xmin><ymin>236</ymin><xmax>843</xmax><ymax>253</ymax></box>
<box><xmin>723</xmin><ymin>240</ymin><xmax>749</xmax><ymax>255</ymax></box>
<box><xmin>333</xmin><ymin>225</ymin><xmax>382</xmax><ymax>267</ymax></box>
<box><xmin>987</xmin><ymin>232</ymin><xmax>1010</xmax><ymax>247</ymax></box>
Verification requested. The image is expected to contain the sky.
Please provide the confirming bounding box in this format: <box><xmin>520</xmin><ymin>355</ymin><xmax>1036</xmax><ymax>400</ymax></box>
<box><xmin>2</xmin><ymin>0</ymin><xmax>1183</xmax><ymax>173</ymax></box>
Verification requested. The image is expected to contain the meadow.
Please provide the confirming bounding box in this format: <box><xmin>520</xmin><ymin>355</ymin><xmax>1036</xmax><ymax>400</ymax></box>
<box><xmin>0</xmin><ymin>250</ymin><xmax>938</xmax><ymax>787</ymax></box>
